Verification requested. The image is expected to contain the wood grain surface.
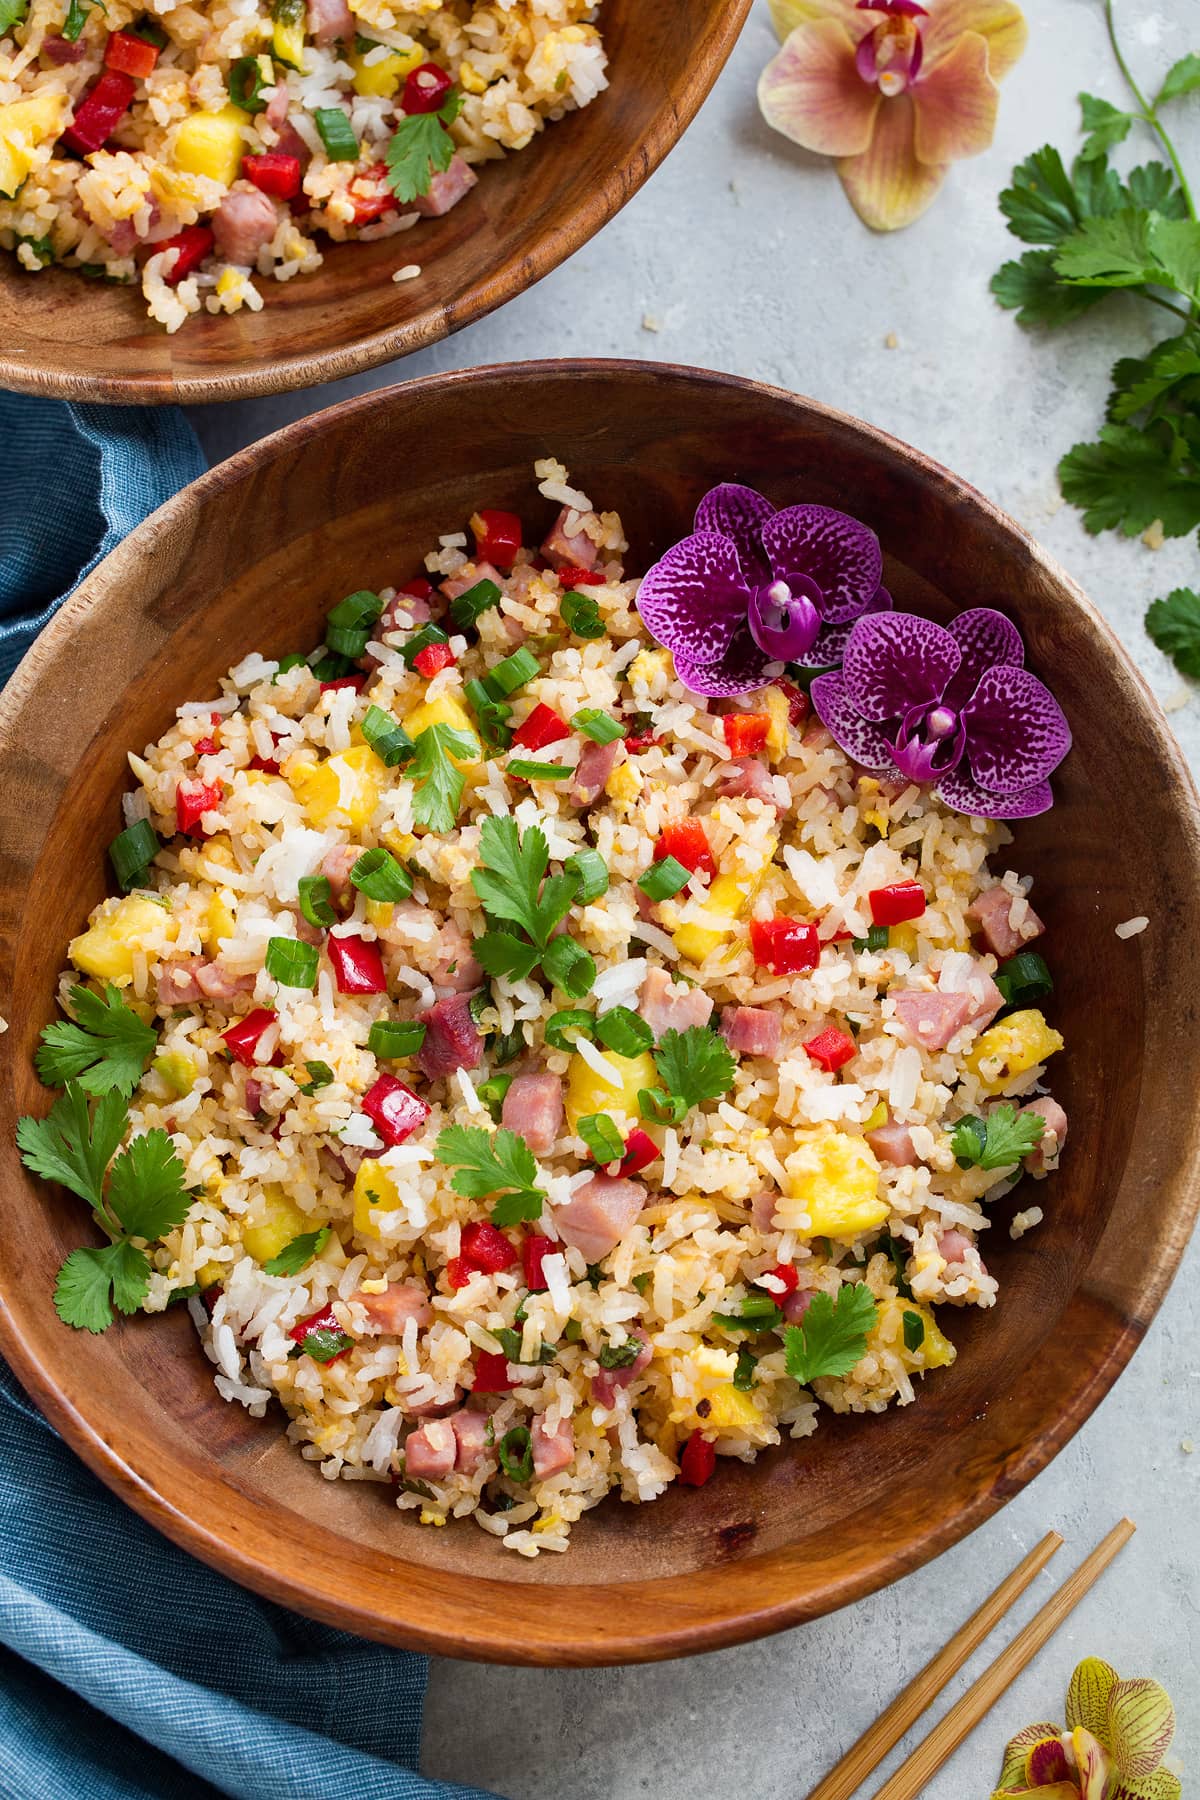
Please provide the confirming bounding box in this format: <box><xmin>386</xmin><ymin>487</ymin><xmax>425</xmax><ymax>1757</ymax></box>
<box><xmin>0</xmin><ymin>362</ymin><xmax>1197</xmax><ymax>1665</ymax></box>
<box><xmin>0</xmin><ymin>1</ymin><xmax>750</xmax><ymax>404</ymax></box>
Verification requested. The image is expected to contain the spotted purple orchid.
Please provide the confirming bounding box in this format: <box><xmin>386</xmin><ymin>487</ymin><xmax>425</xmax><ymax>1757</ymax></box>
<box><xmin>636</xmin><ymin>483</ymin><xmax>892</xmax><ymax>697</ymax></box>
<box><xmin>811</xmin><ymin>609</ymin><xmax>1071</xmax><ymax>818</ymax></box>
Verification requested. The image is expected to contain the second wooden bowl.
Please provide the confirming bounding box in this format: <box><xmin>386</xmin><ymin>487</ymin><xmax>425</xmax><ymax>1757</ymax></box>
<box><xmin>1</xmin><ymin>362</ymin><xmax>1197</xmax><ymax>1664</ymax></box>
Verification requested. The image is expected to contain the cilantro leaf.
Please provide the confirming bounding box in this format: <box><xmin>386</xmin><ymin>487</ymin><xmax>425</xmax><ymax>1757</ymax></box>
<box><xmin>383</xmin><ymin>90</ymin><xmax>464</xmax><ymax>204</ymax></box>
<box><xmin>1155</xmin><ymin>53</ymin><xmax>1200</xmax><ymax>107</ymax></box>
<box><xmin>652</xmin><ymin>1026</ymin><xmax>736</xmax><ymax>1117</ymax></box>
<box><xmin>991</xmin><ymin>251</ymin><xmax>1108</xmax><ymax>328</ymax></box>
<box><xmin>1146</xmin><ymin>588</ymin><xmax>1200</xmax><ymax>678</ymax></box>
<box><xmin>408</xmin><ymin>721</ymin><xmax>478</xmax><ymax>833</ymax></box>
<box><xmin>784</xmin><ymin>1284</ymin><xmax>879</xmax><ymax>1385</ymax></box>
<box><xmin>472</xmin><ymin>930</ymin><xmax>541</xmax><ymax>983</ymax></box>
<box><xmin>1077</xmin><ymin>93</ymin><xmax>1135</xmax><ymax>164</ymax></box>
<box><xmin>264</xmin><ymin>1225</ymin><xmax>331</xmax><ymax>1277</ymax></box>
<box><xmin>950</xmin><ymin>1103</ymin><xmax>1044</xmax><ymax>1171</ymax></box>
<box><xmin>1058</xmin><ymin>422</ymin><xmax>1200</xmax><ymax>538</ymax></box>
<box><xmin>35</xmin><ymin>983</ymin><xmax>157</xmax><ymax>1096</ymax></box>
<box><xmin>106</xmin><ymin>1129</ymin><xmax>192</xmax><ymax>1241</ymax></box>
<box><xmin>17</xmin><ymin>1084</ymin><xmax>127</xmax><ymax>1210</ymax></box>
<box><xmin>53</xmin><ymin>1241</ymin><xmax>151</xmax><ymax>1333</ymax></box>
<box><xmin>435</xmin><ymin>1123</ymin><xmax>544</xmax><ymax>1223</ymax></box>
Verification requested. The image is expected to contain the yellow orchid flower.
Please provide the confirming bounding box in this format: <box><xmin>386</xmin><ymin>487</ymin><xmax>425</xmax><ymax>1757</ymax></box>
<box><xmin>759</xmin><ymin>0</ymin><xmax>1027</xmax><ymax>231</ymax></box>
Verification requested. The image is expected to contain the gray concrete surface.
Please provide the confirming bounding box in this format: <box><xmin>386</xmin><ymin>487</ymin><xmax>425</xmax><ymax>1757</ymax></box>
<box><xmin>189</xmin><ymin>1</ymin><xmax>1200</xmax><ymax>1792</ymax></box>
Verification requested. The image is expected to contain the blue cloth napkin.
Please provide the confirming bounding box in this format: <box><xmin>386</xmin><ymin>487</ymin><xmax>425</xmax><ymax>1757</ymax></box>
<box><xmin>0</xmin><ymin>397</ymin><xmax>495</xmax><ymax>1800</ymax></box>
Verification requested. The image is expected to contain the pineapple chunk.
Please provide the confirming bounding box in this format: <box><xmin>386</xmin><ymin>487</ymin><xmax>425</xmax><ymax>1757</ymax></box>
<box><xmin>241</xmin><ymin>1185</ymin><xmax>313</xmax><ymax>1264</ymax></box>
<box><xmin>69</xmin><ymin>895</ymin><xmax>176</xmax><ymax>986</ymax></box>
<box><xmin>862</xmin><ymin>1100</ymin><xmax>888</xmax><ymax>1133</ymax></box>
<box><xmin>780</xmin><ymin>1130</ymin><xmax>886</xmax><ymax>1242</ymax></box>
<box><xmin>153</xmin><ymin>1051</ymin><xmax>196</xmax><ymax>1096</ymax></box>
<box><xmin>173</xmin><ymin>105</ymin><xmax>248</xmax><ymax>188</ymax></box>
<box><xmin>670</xmin><ymin>1348</ymin><xmax>771</xmax><ymax>1440</ymax></box>
<box><xmin>763</xmin><ymin>684</ymin><xmax>790</xmax><ymax>761</ymax></box>
<box><xmin>890</xmin><ymin>921</ymin><xmax>919</xmax><ymax>959</ymax></box>
<box><xmin>565</xmin><ymin>1047</ymin><xmax>657</xmax><ymax>1132</ymax></box>
<box><xmin>883</xmin><ymin>1299</ymin><xmax>956</xmax><ymax>1371</ymax></box>
<box><xmin>967</xmin><ymin>1008</ymin><xmax>1064</xmax><ymax>1095</ymax></box>
<box><xmin>672</xmin><ymin>841</ymin><xmax>776</xmax><ymax>966</ymax></box>
<box><xmin>273</xmin><ymin>12</ymin><xmax>306</xmax><ymax>70</ymax></box>
<box><xmin>351</xmin><ymin>43</ymin><xmax>422</xmax><ymax>96</ymax></box>
<box><xmin>353</xmin><ymin>1158</ymin><xmax>406</xmax><ymax>1238</ymax></box>
<box><xmin>288</xmin><ymin>743</ymin><xmax>383</xmax><ymax>829</ymax></box>
<box><xmin>401</xmin><ymin>692</ymin><xmax>480</xmax><ymax>763</ymax></box>
<box><xmin>458</xmin><ymin>59</ymin><xmax>487</xmax><ymax>95</ymax></box>
<box><xmin>0</xmin><ymin>93</ymin><xmax>67</xmax><ymax>200</ymax></box>
<box><xmin>203</xmin><ymin>888</ymin><xmax>237</xmax><ymax>952</ymax></box>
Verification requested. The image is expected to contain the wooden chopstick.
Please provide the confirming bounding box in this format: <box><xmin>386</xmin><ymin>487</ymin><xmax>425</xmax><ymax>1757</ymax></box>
<box><xmin>804</xmin><ymin>1530</ymin><xmax>1064</xmax><ymax>1800</ymax></box>
<box><xmin>869</xmin><ymin>1518</ymin><xmax>1136</xmax><ymax>1800</ymax></box>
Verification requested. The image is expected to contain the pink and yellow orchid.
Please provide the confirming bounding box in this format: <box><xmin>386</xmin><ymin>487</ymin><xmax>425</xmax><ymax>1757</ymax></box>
<box><xmin>758</xmin><ymin>0</ymin><xmax>1027</xmax><ymax>231</ymax></box>
<box><xmin>992</xmin><ymin>1658</ymin><xmax>1180</xmax><ymax>1800</ymax></box>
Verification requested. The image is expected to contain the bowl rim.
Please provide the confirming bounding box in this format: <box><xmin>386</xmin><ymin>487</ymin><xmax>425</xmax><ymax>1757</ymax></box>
<box><xmin>0</xmin><ymin>2</ymin><xmax>752</xmax><ymax>406</ymax></box>
<box><xmin>2</xmin><ymin>358</ymin><xmax>1199</xmax><ymax>1664</ymax></box>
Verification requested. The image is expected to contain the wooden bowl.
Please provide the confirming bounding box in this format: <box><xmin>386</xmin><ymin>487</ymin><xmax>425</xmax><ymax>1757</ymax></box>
<box><xmin>0</xmin><ymin>1</ymin><xmax>749</xmax><ymax>405</ymax></box>
<box><xmin>2</xmin><ymin>362</ymin><xmax>1198</xmax><ymax>1665</ymax></box>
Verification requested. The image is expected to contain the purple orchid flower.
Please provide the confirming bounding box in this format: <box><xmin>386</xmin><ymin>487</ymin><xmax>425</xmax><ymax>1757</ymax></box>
<box><xmin>811</xmin><ymin>609</ymin><xmax>1072</xmax><ymax>818</ymax></box>
<box><xmin>636</xmin><ymin>483</ymin><xmax>892</xmax><ymax>697</ymax></box>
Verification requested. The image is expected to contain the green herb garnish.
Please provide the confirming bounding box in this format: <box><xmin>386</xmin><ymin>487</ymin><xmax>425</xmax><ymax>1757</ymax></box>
<box><xmin>62</xmin><ymin>0</ymin><xmax>103</xmax><ymax>42</ymax></box>
<box><xmin>408</xmin><ymin>720</ymin><xmax>478</xmax><ymax>833</ymax></box>
<box><xmin>498</xmin><ymin>1423</ymin><xmax>533</xmax><ymax>1482</ymax></box>
<box><xmin>264</xmin><ymin>1225</ymin><xmax>331</xmax><ymax>1277</ymax></box>
<box><xmin>783</xmin><ymin>1284</ymin><xmax>878</xmax><ymax>1386</ymax></box>
<box><xmin>435</xmin><ymin>1123</ymin><xmax>545</xmax><ymax>1226</ymax></box>
<box><xmin>298</xmin><ymin>1060</ymin><xmax>334</xmax><ymax>1094</ymax></box>
<box><xmin>643</xmin><ymin>1025</ymin><xmax>736</xmax><ymax>1126</ymax></box>
<box><xmin>35</xmin><ymin>984</ymin><xmax>157</xmax><ymax>1097</ymax></box>
<box><xmin>384</xmin><ymin>87</ymin><xmax>464</xmax><ymax>203</ymax></box>
<box><xmin>902</xmin><ymin>1309</ymin><xmax>926</xmax><ymax>1353</ymax></box>
<box><xmin>733</xmin><ymin>1346</ymin><xmax>758</xmax><ymax>1391</ymax></box>
<box><xmin>471</xmin><ymin>814</ymin><xmax>594</xmax><ymax>993</ymax></box>
<box><xmin>951</xmin><ymin>1103</ymin><xmax>1045</xmax><ymax>1171</ymax></box>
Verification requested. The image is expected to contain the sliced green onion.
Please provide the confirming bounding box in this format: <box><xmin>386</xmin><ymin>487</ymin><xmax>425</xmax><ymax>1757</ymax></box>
<box><xmin>545</xmin><ymin>1008</ymin><xmax>594</xmax><ymax>1051</ymax></box>
<box><xmin>902</xmin><ymin>1309</ymin><xmax>926</xmax><ymax>1352</ymax></box>
<box><xmin>61</xmin><ymin>0</ymin><xmax>96</xmax><ymax>43</ymax></box>
<box><xmin>402</xmin><ymin>622</ymin><xmax>450</xmax><ymax>669</ymax></box>
<box><xmin>367</xmin><ymin>1019</ymin><xmax>426</xmax><ymax>1060</ymax></box>
<box><xmin>266</xmin><ymin>936</ymin><xmax>319</xmax><ymax>989</ymax></box>
<box><xmin>130</xmin><ymin>15</ymin><xmax>167</xmax><ymax>44</ymax></box>
<box><xmin>361</xmin><ymin>704</ymin><xmax>414</xmax><ymax>768</ymax></box>
<box><xmin>109</xmin><ymin>818</ymin><xmax>159</xmax><ymax>892</ymax></box>
<box><xmin>227</xmin><ymin>54</ymin><xmax>268</xmax><ymax>112</ymax></box>
<box><xmin>631</xmin><ymin>1272</ymin><xmax>651</xmax><ymax>1297</ymax></box>
<box><xmin>350</xmin><ymin>848</ymin><xmax>413</xmax><ymax>902</ymax></box>
<box><xmin>595</xmin><ymin>1006</ymin><xmax>653</xmax><ymax>1058</ymax></box>
<box><xmin>562</xmin><ymin>1317</ymin><xmax>583</xmax><ymax>1341</ymax></box>
<box><xmin>493</xmin><ymin>1328</ymin><xmax>555</xmax><ymax>1366</ymax></box>
<box><xmin>483</xmin><ymin>646</ymin><xmax>539</xmax><ymax>699</ymax></box>
<box><xmin>508</xmin><ymin>760</ymin><xmax>572</xmax><ymax>781</ymax></box>
<box><xmin>995</xmin><ymin>950</ymin><xmax>1053</xmax><ymax>1008</ymax></box>
<box><xmin>328</xmin><ymin>590</ymin><xmax>383</xmax><ymax>631</ymax></box>
<box><xmin>476</xmin><ymin>1072</ymin><xmax>513</xmax><ymax>1122</ymax></box>
<box><xmin>637</xmin><ymin>856</ymin><xmax>691</xmax><ymax>901</ymax></box>
<box><xmin>571</xmin><ymin>708</ymin><xmax>624</xmax><ymax>744</ymax></box>
<box><xmin>497</xmin><ymin>1424</ymin><xmax>533</xmax><ymax>1482</ymax></box>
<box><xmin>313</xmin><ymin>106</ymin><xmax>359</xmax><ymax>162</ymax></box>
<box><xmin>298</xmin><ymin>1060</ymin><xmax>334</xmax><ymax>1094</ymax></box>
<box><xmin>852</xmin><ymin>924</ymin><xmax>890</xmax><ymax>953</ymax></box>
<box><xmin>310</xmin><ymin>651</ymin><xmax>355</xmax><ymax>684</ymax></box>
<box><xmin>297</xmin><ymin>874</ymin><xmax>336</xmax><ymax>930</ymax></box>
<box><xmin>273</xmin><ymin>652</ymin><xmax>308</xmax><ymax>679</ymax></box>
<box><xmin>577</xmin><ymin>1113</ymin><xmax>625</xmax><ymax>1165</ymax></box>
<box><xmin>638</xmin><ymin>1087</ymin><xmax>685</xmax><ymax>1125</ymax></box>
<box><xmin>711</xmin><ymin>1296</ymin><xmax>783</xmax><ymax>1332</ymax></box>
<box><xmin>449</xmin><ymin>578</ymin><xmax>502</xmax><ymax>632</ymax></box>
<box><xmin>564</xmin><ymin>849</ymin><xmax>608</xmax><ymax>904</ymax></box>
<box><xmin>561</xmin><ymin>589</ymin><xmax>605</xmax><ymax>639</ymax></box>
<box><xmin>733</xmin><ymin>1346</ymin><xmax>758</xmax><ymax>1392</ymax></box>
<box><xmin>542</xmin><ymin>936</ymin><xmax>596</xmax><ymax>999</ymax></box>
<box><xmin>463</xmin><ymin>678</ymin><xmax>513</xmax><ymax>751</ymax></box>
<box><xmin>489</xmin><ymin>1025</ymin><xmax>525</xmax><ymax>1066</ymax></box>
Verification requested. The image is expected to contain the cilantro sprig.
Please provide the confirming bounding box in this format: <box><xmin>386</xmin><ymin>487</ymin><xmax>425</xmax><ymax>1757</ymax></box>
<box><xmin>264</xmin><ymin>1225</ymin><xmax>331</xmax><ymax>1277</ymax></box>
<box><xmin>783</xmin><ymin>1284</ymin><xmax>878</xmax><ymax>1386</ymax></box>
<box><xmin>950</xmin><ymin>1103</ymin><xmax>1044</xmax><ymax>1172</ymax></box>
<box><xmin>35</xmin><ymin>984</ymin><xmax>157</xmax><ymax>1097</ymax></box>
<box><xmin>17</xmin><ymin>1083</ymin><xmax>193</xmax><ymax>1332</ymax></box>
<box><xmin>408</xmin><ymin>720</ymin><xmax>478</xmax><ymax>833</ymax></box>
<box><xmin>384</xmin><ymin>88</ymin><xmax>465</xmax><ymax>205</ymax></box>
<box><xmin>638</xmin><ymin>1025</ymin><xmax>736</xmax><ymax>1126</ymax></box>
<box><xmin>470</xmin><ymin>814</ymin><xmax>595</xmax><ymax>995</ymax></box>
<box><xmin>435</xmin><ymin>1123</ymin><xmax>545</xmax><ymax>1225</ymax></box>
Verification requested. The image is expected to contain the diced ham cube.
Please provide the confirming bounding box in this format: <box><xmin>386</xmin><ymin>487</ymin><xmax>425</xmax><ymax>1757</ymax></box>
<box><xmin>1021</xmin><ymin>1096</ymin><xmax>1068</xmax><ymax>1172</ymax></box>
<box><xmin>439</xmin><ymin>560</ymin><xmax>503</xmax><ymax>603</ymax></box>
<box><xmin>321</xmin><ymin>844</ymin><xmax>358</xmax><ymax>902</ymax></box>
<box><xmin>501</xmin><ymin>1071</ymin><xmax>563</xmax><ymax>1156</ymax></box>
<box><xmin>264</xmin><ymin>88</ymin><xmax>291</xmax><ymax>130</ymax></box>
<box><xmin>41</xmin><ymin>33</ymin><xmax>88</xmax><ymax>62</ymax></box>
<box><xmin>157</xmin><ymin>959</ymin><xmax>206</xmax><ymax>1006</ymax></box>
<box><xmin>417</xmin><ymin>992</ymin><xmax>483</xmax><ymax>1080</ymax></box>
<box><xmin>289</xmin><ymin>907</ymin><xmax>325</xmax><ymax>947</ymax></box>
<box><xmin>352</xmin><ymin>1283</ymin><xmax>432</xmax><ymax>1332</ymax></box>
<box><xmin>719</xmin><ymin>1005</ymin><xmax>781</xmax><ymax>1060</ymax></box>
<box><xmin>640</xmin><ymin>965</ymin><xmax>714</xmax><ymax>1039</ymax></box>
<box><xmin>554</xmin><ymin>1175</ymin><xmax>646</xmax><ymax>1263</ymax></box>
<box><xmin>750</xmin><ymin>1190</ymin><xmax>779</xmax><ymax>1231</ymax></box>
<box><xmin>194</xmin><ymin>960</ymin><xmax>257</xmax><ymax>1002</ymax></box>
<box><xmin>245</xmin><ymin>1077</ymin><xmax>265</xmax><ymax>1115</ymax></box>
<box><xmin>411</xmin><ymin>153</ymin><xmax>478</xmax><ymax>217</ymax></box>
<box><xmin>407</xmin><ymin>1388</ymin><xmax>463</xmax><ymax>1419</ymax></box>
<box><xmin>541</xmin><ymin>505</ymin><xmax>601</xmax><ymax>572</ymax></box>
<box><xmin>211</xmin><ymin>184</ymin><xmax>279</xmax><ymax>266</ymax></box>
<box><xmin>967</xmin><ymin>886</ymin><xmax>1045</xmax><ymax>960</ymax></box>
<box><xmin>718</xmin><ymin>758</ymin><xmax>787</xmax><ymax>814</ymax></box>
<box><xmin>306</xmin><ymin>0</ymin><xmax>354</xmax><ymax>44</ymax></box>
<box><xmin>380</xmin><ymin>588</ymin><xmax>433</xmax><ymax>632</ymax></box>
<box><xmin>531</xmin><ymin>1414</ymin><xmax>575</xmax><ymax>1479</ymax></box>
<box><xmin>783</xmin><ymin>1288</ymin><xmax>816</xmax><ymax>1325</ymax></box>
<box><xmin>893</xmin><ymin>989</ymin><xmax>974</xmax><ymax>1051</ymax></box>
<box><xmin>404</xmin><ymin>1418</ymin><xmax>456</xmax><ymax>1481</ymax></box>
<box><xmin>802</xmin><ymin>720</ymin><xmax>835</xmax><ymax>752</ymax></box>
<box><xmin>590</xmin><ymin>1327</ymin><xmax>652</xmax><ymax>1406</ymax></box>
<box><xmin>865</xmin><ymin>1118</ymin><xmax>918</xmax><ymax>1167</ymax></box>
<box><xmin>449</xmin><ymin>1407</ymin><xmax>490</xmax><ymax>1473</ymax></box>
<box><xmin>432</xmin><ymin>920</ymin><xmax>482</xmax><ymax>995</ymax></box>
<box><xmin>938</xmin><ymin>1229</ymin><xmax>975</xmax><ymax>1265</ymax></box>
<box><xmin>961</xmin><ymin>960</ymin><xmax>1005</xmax><ymax>1029</ymax></box>
<box><xmin>571</xmin><ymin>736</ymin><xmax>623</xmax><ymax>806</ymax></box>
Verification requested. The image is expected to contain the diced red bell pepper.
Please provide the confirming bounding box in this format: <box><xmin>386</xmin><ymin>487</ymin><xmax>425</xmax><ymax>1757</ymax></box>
<box><xmin>512</xmin><ymin>703</ymin><xmax>570</xmax><ymax>752</ymax></box>
<box><xmin>413</xmin><ymin>640</ymin><xmax>456</xmax><ymax>680</ymax></box>
<box><xmin>104</xmin><ymin>30</ymin><xmax>158</xmax><ymax>78</ymax></box>
<box><xmin>327</xmin><ymin>933</ymin><xmax>387</xmax><ymax>995</ymax></box>
<box><xmin>193</xmin><ymin>710</ymin><xmax>221</xmax><ymax>757</ymax></box>
<box><xmin>248</xmin><ymin>754</ymin><xmax>281</xmax><ymax>773</ymax></box>
<box><xmin>460</xmin><ymin>1220</ymin><xmax>518</xmax><ymax>1273</ymax></box>
<box><xmin>320</xmin><ymin>674</ymin><xmax>366</xmax><ymax>694</ymax></box>
<box><xmin>159</xmin><ymin>225</ymin><xmax>213</xmax><ymax>285</ymax></box>
<box><xmin>445</xmin><ymin>1256</ymin><xmax>472</xmax><ymax>1290</ymax></box>
<box><xmin>722</xmin><ymin>713</ymin><xmax>770</xmax><ymax>758</ymax></box>
<box><xmin>242</xmin><ymin>152</ymin><xmax>302</xmax><ymax>201</ymax></box>
<box><xmin>175</xmin><ymin>777</ymin><xmax>222</xmax><ymax>836</ymax></box>
<box><xmin>618</xmin><ymin>1128</ymin><xmax>659</xmax><ymax>1178</ymax></box>
<box><xmin>401</xmin><ymin>576</ymin><xmax>433</xmax><ymax>600</ymax></box>
<box><xmin>288</xmin><ymin>1303</ymin><xmax>353</xmax><ymax>1364</ymax></box>
<box><xmin>623</xmin><ymin>729</ymin><xmax>661</xmax><ymax>753</ymax></box>
<box><xmin>62</xmin><ymin>68</ymin><xmax>135</xmax><ymax>155</ymax></box>
<box><xmin>556</xmin><ymin>565</ymin><xmax>605</xmax><ymax>587</ymax></box>
<box><xmin>804</xmin><ymin>1027</ymin><xmax>857</xmax><ymax>1072</ymax></box>
<box><xmin>402</xmin><ymin>60</ymin><xmax>454</xmax><ymax>115</ymax></box>
<box><xmin>654</xmin><ymin>819</ymin><xmax>715</xmax><ymax>881</ymax></box>
<box><xmin>775</xmin><ymin>679</ymin><xmax>811</xmax><ymax>727</ymax></box>
<box><xmin>522</xmin><ymin>1234</ymin><xmax>554</xmax><ymax>1291</ymax></box>
<box><xmin>472</xmin><ymin>1350</ymin><xmax>519</xmax><ymax>1393</ymax></box>
<box><xmin>679</xmin><ymin>1431</ymin><xmax>716</xmax><ymax>1487</ymax></box>
<box><xmin>471</xmin><ymin>508</ymin><xmax>523</xmax><ymax>569</ymax></box>
<box><xmin>349</xmin><ymin>163</ymin><xmax>397</xmax><ymax>226</ymax></box>
<box><xmin>764</xmin><ymin>1263</ymin><xmax>799</xmax><ymax>1295</ymax></box>
<box><xmin>868</xmin><ymin>881</ymin><xmax>927</xmax><ymax>926</ymax></box>
<box><xmin>361</xmin><ymin>1073</ymin><xmax>429</xmax><ymax>1146</ymax></box>
<box><xmin>222</xmin><ymin>1009</ymin><xmax>277</xmax><ymax>1068</ymax></box>
<box><xmin>749</xmin><ymin>916</ymin><xmax>820</xmax><ymax>975</ymax></box>
<box><xmin>200</xmin><ymin>1283</ymin><xmax>222</xmax><ymax>1315</ymax></box>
